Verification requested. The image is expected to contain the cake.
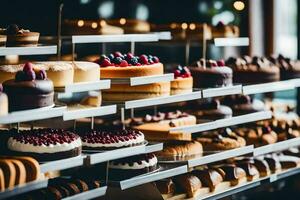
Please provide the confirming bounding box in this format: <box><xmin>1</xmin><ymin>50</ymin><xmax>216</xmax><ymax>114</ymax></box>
<box><xmin>156</xmin><ymin>141</ymin><xmax>203</xmax><ymax>158</ymax></box>
<box><xmin>7</xmin><ymin>129</ymin><xmax>82</xmax><ymax>161</ymax></box>
<box><xmin>3</xmin><ymin>62</ymin><xmax>54</xmax><ymax>111</ymax></box>
<box><xmin>80</xmin><ymin>129</ymin><xmax>145</xmax><ymax>150</ymax></box>
<box><xmin>106</xmin><ymin>18</ymin><xmax>150</xmax><ymax>33</ymax></box>
<box><xmin>171</xmin><ymin>65</ymin><xmax>193</xmax><ymax>95</ymax></box>
<box><xmin>0</xmin><ymin>30</ymin><xmax>6</xmax><ymax>47</ymax></box>
<box><xmin>189</xmin><ymin>59</ymin><xmax>233</xmax><ymax>88</ymax></box>
<box><xmin>0</xmin><ymin>64</ymin><xmax>23</xmax><ymax>83</ymax></box>
<box><xmin>72</xmin><ymin>61</ymin><xmax>100</xmax><ymax>83</ymax></box>
<box><xmin>0</xmin><ymin>84</ymin><xmax>8</xmax><ymax>116</ymax></box>
<box><xmin>269</xmin><ymin>54</ymin><xmax>300</xmax><ymax>80</ymax></box>
<box><xmin>211</xmin><ymin>21</ymin><xmax>239</xmax><ymax>38</ymax></box>
<box><xmin>226</xmin><ymin>56</ymin><xmax>280</xmax><ymax>84</ymax></box>
<box><xmin>4</xmin><ymin>24</ymin><xmax>39</xmax><ymax>47</ymax></box>
<box><xmin>109</xmin><ymin>153</ymin><xmax>158</xmax><ymax>180</ymax></box>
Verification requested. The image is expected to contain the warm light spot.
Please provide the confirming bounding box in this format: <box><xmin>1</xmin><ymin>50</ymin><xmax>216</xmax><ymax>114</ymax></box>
<box><xmin>181</xmin><ymin>23</ymin><xmax>188</xmax><ymax>30</ymax></box>
<box><xmin>170</xmin><ymin>23</ymin><xmax>177</xmax><ymax>29</ymax></box>
<box><xmin>120</xmin><ymin>18</ymin><xmax>126</xmax><ymax>25</ymax></box>
<box><xmin>233</xmin><ymin>1</ymin><xmax>245</xmax><ymax>11</ymax></box>
<box><xmin>91</xmin><ymin>22</ymin><xmax>98</xmax><ymax>29</ymax></box>
<box><xmin>100</xmin><ymin>20</ymin><xmax>107</xmax><ymax>26</ymax></box>
<box><xmin>189</xmin><ymin>23</ymin><xmax>196</xmax><ymax>30</ymax></box>
<box><xmin>77</xmin><ymin>20</ymin><xmax>84</xmax><ymax>27</ymax></box>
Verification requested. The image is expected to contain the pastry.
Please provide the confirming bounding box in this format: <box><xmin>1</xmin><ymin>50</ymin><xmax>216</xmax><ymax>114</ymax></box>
<box><xmin>0</xmin><ymin>168</ymin><xmax>4</xmax><ymax>191</ymax></box>
<box><xmin>173</xmin><ymin>174</ymin><xmax>202</xmax><ymax>198</ymax></box>
<box><xmin>3</xmin><ymin>62</ymin><xmax>54</xmax><ymax>111</ymax></box>
<box><xmin>7</xmin><ymin>129</ymin><xmax>82</xmax><ymax>161</ymax></box>
<box><xmin>189</xmin><ymin>58</ymin><xmax>233</xmax><ymax>88</ymax></box>
<box><xmin>235</xmin><ymin>160</ymin><xmax>260</xmax><ymax>181</ymax></box>
<box><xmin>0</xmin><ymin>159</ymin><xmax>16</xmax><ymax>189</ymax></box>
<box><xmin>106</xmin><ymin>18</ymin><xmax>150</xmax><ymax>33</ymax></box>
<box><xmin>7</xmin><ymin>159</ymin><xmax>26</xmax><ymax>185</ymax></box>
<box><xmin>253</xmin><ymin>157</ymin><xmax>271</xmax><ymax>177</ymax></box>
<box><xmin>263</xmin><ymin>154</ymin><xmax>282</xmax><ymax>173</ymax></box>
<box><xmin>14</xmin><ymin>156</ymin><xmax>40</xmax><ymax>182</ymax></box>
<box><xmin>156</xmin><ymin>141</ymin><xmax>202</xmax><ymax>158</ymax></box>
<box><xmin>0</xmin><ymin>84</ymin><xmax>8</xmax><ymax>116</ymax></box>
<box><xmin>277</xmin><ymin>154</ymin><xmax>300</xmax><ymax>169</ymax></box>
<box><xmin>171</xmin><ymin>65</ymin><xmax>193</xmax><ymax>95</ymax></box>
<box><xmin>156</xmin><ymin>179</ymin><xmax>175</xmax><ymax>197</ymax></box>
<box><xmin>226</xmin><ymin>56</ymin><xmax>280</xmax><ymax>84</ymax></box>
<box><xmin>109</xmin><ymin>153</ymin><xmax>158</xmax><ymax>180</ymax></box>
<box><xmin>72</xmin><ymin>61</ymin><xmax>100</xmax><ymax>83</ymax></box>
<box><xmin>47</xmin><ymin>186</ymin><xmax>63</xmax><ymax>199</ymax></box>
<box><xmin>196</xmin><ymin>128</ymin><xmax>246</xmax><ymax>151</ymax></box>
<box><xmin>269</xmin><ymin>54</ymin><xmax>300</xmax><ymax>80</ymax></box>
<box><xmin>283</xmin><ymin>147</ymin><xmax>300</xmax><ymax>157</ymax></box>
<box><xmin>0</xmin><ymin>34</ymin><xmax>6</xmax><ymax>47</ymax></box>
<box><xmin>215</xmin><ymin>164</ymin><xmax>247</xmax><ymax>186</ymax></box>
<box><xmin>271</xmin><ymin>120</ymin><xmax>300</xmax><ymax>141</ymax></box>
<box><xmin>80</xmin><ymin>129</ymin><xmax>145</xmax><ymax>150</ymax></box>
<box><xmin>211</xmin><ymin>21</ymin><xmax>239</xmax><ymax>38</ymax></box>
<box><xmin>72</xmin><ymin>179</ymin><xmax>89</xmax><ymax>192</ymax></box>
<box><xmin>4</xmin><ymin>24</ymin><xmax>39</xmax><ymax>47</ymax></box>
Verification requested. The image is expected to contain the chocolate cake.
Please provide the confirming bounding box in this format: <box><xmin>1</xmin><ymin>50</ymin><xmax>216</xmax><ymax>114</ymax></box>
<box><xmin>4</xmin><ymin>24</ymin><xmax>40</xmax><ymax>47</ymax></box>
<box><xmin>7</xmin><ymin>129</ymin><xmax>82</xmax><ymax>161</ymax></box>
<box><xmin>269</xmin><ymin>54</ymin><xmax>300</xmax><ymax>80</ymax></box>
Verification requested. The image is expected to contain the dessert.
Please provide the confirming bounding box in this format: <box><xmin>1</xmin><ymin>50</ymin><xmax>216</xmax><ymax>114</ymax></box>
<box><xmin>235</xmin><ymin>160</ymin><xmax>260</xmax><ymax>181</ymax></box>
<box><xmin>264</xmin><ymin>154</ymin><xmax>282</xmax><ymax>173</ymax></box>
<box><xmin>0</xmin><ymin>64</ymin><xmax>23</xmax><ymax>83</ymax></box>
<box><xmin>156</xmin><ymin>141</ymin><xmax>203</xmax><ymax>158</ymax></box>
<box><xmin>72</xmin><ymin>61</ymin><xmax>100</xmax><ymax>83</ymax></box>
<box><xmin>106</xmin><ymin>18</ymin><xmax>150</xmax><ymax>33</ymax></box>
<box><xmin>0</xmin><ymin>84</ymin><xmax>8</xmax><ymax>116</ymax></box>
<box><xmin>80</xmin><ymin>129</ymin><xmax>145</xmax><ymax>150</ymax></box>
<box><xmin>7</xmin><ymin>129</ymin><xmax>82</xmax><ymax>161</ymax></box>
<box><xmin>4</xmin><ymin>24</ymin><xmax>39</xmax><ymax>47</ymax></box>
<box><xmin>3</xmin><ymin>63</ymin><xmax>54</xmax><ymax>111</ymax></box>
<box><xmin>0</xmin><ymin>159</ymin><xmax>16</xmax><ymax>189</ymax></box>
<box><xmin>271</xmin><ymin>120</ymin><xmax>300</xmax><ymax>141</ymax></box>
<box><xmin>171</xmin><ymin>65</ymin><xmax>193</xmax><ymax>95</ymax></box>
<box><xmin>196</xmin><ymin>128</ymin><xmax>246</xmax><ymax>151</ymax></box>
<box><xmin>226</xmin><ymin>56</ymin><xmax>280</xmax><ymax>84</ymax></box>
<box><xmin>277</xmin><ymin>154</ymin><xmax>300</xmax><ymax>169</ymax></box>
<box><xmin>173</xmin><ymin>174</ymin><xmax>204</xmax><ymax>198</ymax></box>
<box><xmin>214</xmin><ymin>165</ymin><xmax>247</xmax><ymax>186</ymax></box>
<box><xmin>211</xmin><ymin>21</ymin><xmax>239</xmax><ymax>38</ymax></box>
<box><xmin>253</xmin><ymin>157</ymin><xmax>271</xmax><ymax>177</ymax></box>
<box><xmin>0</xmin><ymin>31</ymin><xmax>6</xmax><ymax>47</ymax></box>
<box><xmin>8</xmin><ymin>159</ymin><xmax>26</xmax><ymax>185</ymax></box>
<box><xmin>156</xmin><ymin>179</ymin><xmax>175</xmax><ymax>198</ymax></box>
<box><xmin>269</xmin><ymin>54</ymin><xmax>300</xmax><ymax>80</ymax></box>
<box><xmin>0</xmin><ymin>169</ymin><xmax>4</xmax><ymax>191</ymax></box>
<box><xmin>109</xmin><ymin>153</ymin><xmax>158</xmax><ymax>180</ymax></box>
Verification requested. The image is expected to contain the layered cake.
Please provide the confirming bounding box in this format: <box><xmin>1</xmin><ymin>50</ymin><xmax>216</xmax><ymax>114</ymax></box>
<box><xmin>106</xmin><ymin>18</ymin><xmax>150</xmax><ymax>33</ymax></box>
<box><xmin>3</xmin><ymin>62</ymin><xmax>54</xmax><ymax>111</ymax></box>
<box><xmin>156</xmin><ymin>141</ymin><xmax>203</xmax><ymax>158</ymax></box>
<box><xmin>72</xmin><ymin>61</ymin><xmax>100</xmax><ymax>83</ymax></box>
<box><xmin>211</xmin><ymin>21</ymin><xmax>239</xmax><ymax>38</ymax></box>
<box><xmin>269</xmin><ymin>54</ymin><xmax>300</xmax><ymax>80</ymax></box>
<box><xmin>80</xmin><ymin>129</ymin><xmax>145</xmax><ymax>150</ymax></box>
<box><xmin>0</xmin><ymin>84</ymin><xmax>8</xmax><ymax>116</ymax></box>
<box><xmin>7</xmin><ymin>129</ymin><xmax>82</xmax><ymax>161</ymax></box>
<box><xmin>4</xmin><ymin>24</ymin><xmax>39</xmax><ymax>47</ymax></box>
<box><xmin>226</xmin><ymin>56</ymin><xmax>280</xmax><ymax>84</ymax></box>
<box><xmin>109</xmin><ymin>153</ymin><xmax>158</xmax><ymax>180</ymax></box>
<box><xmin>189</xmin><ymin>59</ymin><xmax>233</xmax><ymax>88</ymax></box>
<box><xmin>171</xmin><ymin>65</ymin><xmax>193</xmax><ymax>95</ymax></box>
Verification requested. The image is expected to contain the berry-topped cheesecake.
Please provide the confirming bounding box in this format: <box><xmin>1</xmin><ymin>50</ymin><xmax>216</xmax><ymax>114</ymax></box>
<box><xmin>0</xmin><ymin>83</ymin><xmax>8</xmax><ymax>116</ymax></box>
<box><xmin>4</xmin><ymin>24</ymin><xmax>40</xmax><ymax>47</ymax></box>
<box><xmin>109</xmin><ymin>153</ymin><xmax>158</xmax><ymax>180</ymax></box>
<box><xmin>7</xmin><ymin>129</ymin><xmax>82</xmax><ymax>161</ymax></box>
<box><xmin>3</xmin><ymin>62</ymin><xmax>54</xmax><ymax>111</ymax></box>
<box><xmin>80</xmin><ymin>129</ymin><xmax>145</xmax><ymax>150</ymax></box>
<box><xmin>171</xmin><ymin>65</ymin><xmax>193</xmax><ymax>95</ymax></box>
<box><xmin>189</xmin><ymin>59</ymin><xmax>233</xmax><ymax>88</ymax></box>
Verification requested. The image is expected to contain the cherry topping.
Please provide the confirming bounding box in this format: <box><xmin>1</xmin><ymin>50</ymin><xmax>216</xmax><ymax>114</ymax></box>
<box><xmin>23</xmin><ymin>62</ymin><xmax>34</xmax><ymax>72</ymax></box>
<box><xmin>139</xmin><ymin>55</ymin><xmax>149</xmax><ymax>65</ymax></box>
<box><xmin>217</xmin><ymin>59</ymin><xmax>225</xmax><ymax>67</ymax></box>
<box><xmin>152</xmin><ymin>56</ymin><xmax>159</xmax><ymax>63</ymax></box>
<box><xmin>25</xmin><ymin>69</ymin><xmax>36</xmax><ymax>81</ymax></box>
<box><xmin>174</xmin><ymin>69</ymin><xmax>181</xmax><ymax>78</ymax></box>
<box><xmin>36</xmin><ymin>69</ymin><xmax>47</xmax><ymax>80</ymax></box>
<box><xmin>120</xmin><ymin>60</ymin><xmax>128</xmax><ymax>67</ymax></box>
<box><xmin>101</xmin><ymin>58</ymin><xmax>112</xmax><ymax>67</ymax></box>
<box><xmin>114</xmin><ymin>51</ymin><xmax>123</xmax><ymax>58</ymax></box>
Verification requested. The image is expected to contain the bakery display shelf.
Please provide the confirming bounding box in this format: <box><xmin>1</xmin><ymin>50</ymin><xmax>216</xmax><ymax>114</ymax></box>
<box><xmin>0</xmin><ymin>105</ymin><xmax>67</xmax><ymax>124</ymax></box>
<box><xmin>272</xmin><ymin>167</ymin><xmax>300</xmax><ymax>182</ymax></box>
<box><xmin>111</xmin><ymin>164</ymin><xmax>188</xmax><ymax>190</ymax></box>
<box><xmin>201</xmin><ymin>84</ymin><xmax>242</xmax><ymax>98</ymax></box>
<box><xmin>62</xmin><ymin>186</ymin><xmax>107</xmax><ymax>200</ymax></box>
<box><xmin>123</xmin><ymin>91</ymin><xmax>202</xmax><ymax>109</ymax></box>
<box><xmin>145</xmin><ymin>142</ymin><xmax>164</xmax><ymax>153</ymax></box>
<box><xmin>108</xmin><ymin>73</ymin><xmax>174</xmax><ymax>86</ymax></box>
<box><xmin>170</xmin><ymin>111</ymin><xmax>272</xmax><ymax>134</ymax></box>
<box><xmin>242</xmin><ymin>80</ymin><xmax>295</xmax><ymax>95</ymax></box>
<box><xmin>63</xmin><ymin>105</ymin><xmax>117</xmax><ymax>121</ymax></box>
<box><xmin>253</xmin><ymin>137</ymin><xmax>300</xmax><ymax>157</ymax></box>
<box><xmin>213</xmin><ymin>37</ymin><xmax>249</xmax><ymax>47</ymax></box>
<box><xmin>0</xmin><ymin>179</ymin><xmax>48</xmax><ymax>199</ymax></box>
<box><xmin>187</xmin><ymin>145</ymin><xmax>254</xmax><ymax>168</ymax></box>
<box><xmin>56</xmin><ymin>80</ymin><xmax>111</xmax><ymax>94</ymax></box>
<box><xmin>40</xmin><ymin>155</ymin><xmax>86</xmax><ymax>173</ymax></box>
<box><xmin>0</xmin><ymin>45</ymin><xmax>57</xmax><ymax>56</ymax></box>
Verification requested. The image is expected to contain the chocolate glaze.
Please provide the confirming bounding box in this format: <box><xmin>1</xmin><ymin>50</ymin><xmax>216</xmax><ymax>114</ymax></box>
<box><xmin>192</xmin><ymin>169</ymin><xmax>223</xmax><ymax>190</ymax></box>
<box><xmin>217</xmin><ymin>165</ymin><xmax>246</xmax><ymax>181</ymax></box>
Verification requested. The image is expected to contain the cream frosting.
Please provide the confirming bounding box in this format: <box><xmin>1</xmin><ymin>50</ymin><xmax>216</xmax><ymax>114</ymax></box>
<box><xmin>109</xmin><ymin>156</ymin><xmax>158</xmax><ymax>170</ymax></box>
<box><xmin>34</xmin><ymin>61</ymin><xmax>73</xmax><ymax>71</ymax></box>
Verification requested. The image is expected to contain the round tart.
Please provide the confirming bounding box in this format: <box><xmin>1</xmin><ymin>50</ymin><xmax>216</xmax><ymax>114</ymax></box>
<box><xmin>171</xmin><ymin>65</ymin><xmax>193</xmax><ymax>95</ymax></box>
<box><xmin>80</xmin><ymin>129</ymin><xmax>145</xmax><ymax>150</ymax></box>
<box><xmin>5</xmin><ymin>24</ymin><xmax>39</xmax><ymax>47</ymax></box>
<box><xmin>0</xmin><ymin>84</ymin><xmax>8</xmax><ymax>116</ymax></box>
<box><xmin>7</xmin><ymin>129</ymin><xmax>82</xmax><ymax>161</ymax></box>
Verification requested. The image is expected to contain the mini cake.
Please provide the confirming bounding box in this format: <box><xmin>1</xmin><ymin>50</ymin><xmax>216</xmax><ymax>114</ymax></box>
<box><xmin>7</xmin><ymin>129</ymin><xmax>82</xmax><ymax>161</ymax></box>
<box><xmin>3</xmin><ymin>62</ymin><xmax>54</xmax><ymax>111</ymax></box>
<box><xmin>106</xmin><ymin>18</ymin><xmax>150</xmax><ymax>33</ymax></box>
<box><xmin>269</xmin><ymin>54</ymin><xmax>300</xmax><ymax>80</ymax></box>
<box><xmin>72</xmin><ymin>61</ymin><xmax>100</xmax><ymax>83</ymax></box>
<box><xmin>171</xmin><ymin>65</ymin><xmax>193</xmax><ymax>95</ymax></box>
<box><xmin>0</xmin><ymin>84</ymin><xmax>8</xmax><ymax>116</ymax></box>
<box><xmin>80</xmin><ymin>129</ymin><xmax>145</xmax><ymax>150</ymax></box>
<box><xmin>211</xmin><ymin>21</ymin><xmax>239</xmax><ymax>38</ymax></box>
<box><xmin>226</xmin><ymin>56</ymin><xmax>280</xmax><ymax>84</ymax></box>
<box><xmin>5</xmin><ymin>24</ymin><xmax>39</xmax><ymax>47</ymax></box>
<box><xmin>189</xmin><ymin>59</ymin><xmax>233</xmax><ymax>88</ymax></box>
<box><xmin>156</xmin><ymin>141</ymin><xmax>203</xmax><ymax>158</ymax></box>
<box><xmin>109</xmin><ymin>153</ymin><xmax>158</xmax><ymax>180</ymax></box>
<box><xmin>0</xmin><ymin>64</ymin><xmax>23</xmax><ymax>83</ymax></box>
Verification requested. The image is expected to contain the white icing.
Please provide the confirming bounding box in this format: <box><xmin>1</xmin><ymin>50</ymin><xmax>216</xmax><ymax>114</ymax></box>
<box><xmin>82</xmin><ymin>134</ymin><xmax>144</xmax><ymax>148</ymax></box>
<box><xmin>109</xmin><ymin>156</ymin><xmax>158</xmax><ymax>170</ymax></box>
<box><xmin>7</xmin><ymin>137</ymin><xmax>82</xmax><ymax>153</ymax></box>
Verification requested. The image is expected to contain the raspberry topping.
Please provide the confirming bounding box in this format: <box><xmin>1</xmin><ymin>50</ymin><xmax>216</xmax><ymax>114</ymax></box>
<box><xmin>173</xmin><ymin>65</ymin><xmax>191</xmax><ymax>78</ymax></box>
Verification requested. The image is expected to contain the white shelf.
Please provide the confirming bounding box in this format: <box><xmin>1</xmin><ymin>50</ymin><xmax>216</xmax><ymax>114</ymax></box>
<box><xmin>124</xmin><ymin>91</ymin><xmax>202</xmax><ymax>109</ymax></box>
<box><xmin>0</xmin><ymin>106</ymin><xmax>66</xmax><ymax>124</ymax></box>
<box><xmin>214</xmin><ymin>37</ymin><xmax>249</xmax><ymax>47</ymax></box>
<box><xmin>57</xmin><ymin>80</ymin><xmax>111</xmax><ymax>93</ymax></box>
<box><xmin>188</xmin><ymin>146</ymin><xmax>254</xmax><ymax>168</ymax></box>
<box><xmin>202</xmin><ymin>85</ymin><xmax>242</xmax><ymax>98</ymax></box>
<box><xmin>109</xmin><ymin>74</ymin><xmax>174</xmax><ymax>86</ymax></box>
<box><xmin>170</xmin><ymin>111</ymin><xmax>272</xmax><ymax>134</ymax></box>
<box><xmin>154</xmin><ymin>31</ymin><xmax>172</xmax><ymax>40</ymax></box>
<box><xmin>243</xmin><ymin>81</ymin><xmax>295</xmax><ymax>95</ymax></box>
<box><xmin>40</xmin><ymin>155</ymin><xmax>85</xmax><ymax>173</ymax></box>
<box><xmin>253</xmin><ymin>137</ymin><xmax>300</xmax><ymax>157</ymax></box>
<box><xmin>0</xmin><ymin>45</ymin><xmax>57</xmax><ymax>56</ymax></box>
<box><xmin>62</xmin><ymin>186</ymin><xmax>107</xmax><ymax>200</ymax></box>
<box><xmin>63</xmin><ymin>105</ymin><xmax>117</xmax><ymax>121</ymax></box>
<box><xmin>145</xmin><ymin>143</ymin><xmax>164</xmax><ymax>153</ymax></box>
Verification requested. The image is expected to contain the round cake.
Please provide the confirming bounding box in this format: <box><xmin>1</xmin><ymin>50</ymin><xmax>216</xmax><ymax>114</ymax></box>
<box><xmin>72</xmin><ymin>61</ymin><xmax>100</xmax><ymax>83</ymax></box>
<box><xmin>7</xmin><ymin>129</ymin><xmax>82</xmax><ymax>161</ymax></box>
<box><xmin>171</xmin><ymin>65</ymin><xmax>193</xmax><ymax>95</ymax></box>
<box><xmin>3</xmin><ymin>62</ymin><xmax>54</xmax><ymax>111</ymax></box>
<box><xmin>0</xmin><ymin>64</ymin><xmax>23</xmax><ymax>83</ymax></box>
<box><xmin>0</xmin><ymin>84</ymin><xmax>8</xmax><ymax>116</ymax></box>
<box><xmin>189</xmin><ymin>59</ymin><xmax>233</xmax><ymax>88</ymax></box>
<box><xmin>5</xmin><ymin>24</ymin><xmax>39</xmax><ymax>47</ymax></box>
<box><xmin>109</xmin><ymin>153</ymin><xmax>158</xmax><ymax>180</ymax></box>
<box><xmin>80</xmin><ymin>129</ymin><xmax>145</xmax><ymax>150</ymax></box>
